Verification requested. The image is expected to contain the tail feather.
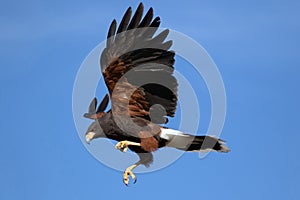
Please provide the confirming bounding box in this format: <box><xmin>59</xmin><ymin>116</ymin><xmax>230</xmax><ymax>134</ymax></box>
<box><xmin>160</xmin><ymin>128</ymin><xmax>230</xmax><ymax>153</ymax></box>
<box><xmin>185</xmin><ymin>135</ymin><xmax>230</xmax><ymax>153</ymax></box>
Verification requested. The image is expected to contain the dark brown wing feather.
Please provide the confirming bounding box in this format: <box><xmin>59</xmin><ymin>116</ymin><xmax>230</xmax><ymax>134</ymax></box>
<box><xmin>101</xmin><ymin>3</ymin><xmax>177</xmax><ymax>126</ymax></box>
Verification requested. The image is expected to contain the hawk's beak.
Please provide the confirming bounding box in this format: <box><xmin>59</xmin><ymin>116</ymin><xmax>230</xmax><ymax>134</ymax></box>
<box><xmin>85</xmin><ymin>132</ymin><xmax>96</xmax><ymax>144</ymax></box>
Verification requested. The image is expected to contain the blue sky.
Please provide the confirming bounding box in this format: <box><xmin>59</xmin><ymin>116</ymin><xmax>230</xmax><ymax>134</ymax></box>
<box><xmin>1</xmin><ymin>0</ymin><xmax>299</xmax><ymax>199</ymax></box>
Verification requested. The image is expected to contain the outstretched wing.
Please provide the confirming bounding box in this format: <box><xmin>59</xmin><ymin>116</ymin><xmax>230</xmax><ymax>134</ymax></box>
<box><xmin>100</xmin><ymin>3</ymin><xmax>178</xmax><ymax>125</ymax></box>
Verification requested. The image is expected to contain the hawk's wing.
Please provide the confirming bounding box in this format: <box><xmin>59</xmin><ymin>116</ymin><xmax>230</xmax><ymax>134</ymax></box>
<box><xmin>100</xmin><ymin>3</ymin><xmax>178</xmax><ymax>125</ymax></box>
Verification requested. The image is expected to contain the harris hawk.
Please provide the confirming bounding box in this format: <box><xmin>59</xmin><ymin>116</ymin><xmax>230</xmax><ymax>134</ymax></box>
<box><xmin>84</xmin><ymin>3</ymin><xmax>229</xmax><ymax>185</ymax></box>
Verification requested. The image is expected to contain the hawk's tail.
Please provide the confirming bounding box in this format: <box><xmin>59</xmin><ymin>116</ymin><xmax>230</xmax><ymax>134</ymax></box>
<box><xmin>184</xmin><ymin>135</ymin><xmax>230</xmax><ymax>152</ymax></box>
<box><xmin>160</xmin><ymin>128</ymin><xmax>230</xmax><ymax>152</ymax></box>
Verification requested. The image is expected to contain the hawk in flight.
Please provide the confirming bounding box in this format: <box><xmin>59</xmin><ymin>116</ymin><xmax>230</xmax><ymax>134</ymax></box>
<box><xmin>84</xmin><ymin>3</ymin><xmax>229</xmax><ymax>185</ymax></box>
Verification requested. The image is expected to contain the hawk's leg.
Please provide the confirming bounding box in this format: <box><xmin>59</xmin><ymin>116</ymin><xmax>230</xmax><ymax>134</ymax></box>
<box><xmin>123</xmin><ymin>161</ymin><xmax>141</xmax><ymax>186</ymax></box>
<box><xmin>115</xmin><ymin>141</ymin><xmax>140</xmax><ymax>153</ymax></box>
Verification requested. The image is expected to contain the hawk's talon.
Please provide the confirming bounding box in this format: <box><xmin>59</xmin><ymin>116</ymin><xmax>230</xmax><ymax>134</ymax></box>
<box><xmin>115</xmin><ymin>142</ymin><xmax>141</xmax><ymax>185</ymax></box>
<box><xmin>115</xmin><ymin>140</ymin><xmax>141</xmax><ymax>153</ymax></box>
<box><xmin>115</xmin><ymin>141</ymin><xmax>129</xmax><ymax>153</ymax></box>
<box><xmin>123</xmin><ymin>169</ymin><xmax>137</xmax><ymax>186</ymax></box>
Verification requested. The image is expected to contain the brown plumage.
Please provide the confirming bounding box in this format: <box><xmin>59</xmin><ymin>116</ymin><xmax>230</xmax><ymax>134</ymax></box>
<box><xmin>98</xmin><ymin>3</ymin><xmax>177</xmax><ymax>152</ymax></box>
<box><xmin>84</xmin><ymin>3</ymin><xmax>229</xmax><ymax>185</ymax></box>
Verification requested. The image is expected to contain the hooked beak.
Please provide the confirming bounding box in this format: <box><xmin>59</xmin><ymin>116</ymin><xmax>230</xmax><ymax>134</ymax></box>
<box><xmin>85</xmin><ymin>132</ymin><xmax>96</xmax><ymax>144</ymax></box>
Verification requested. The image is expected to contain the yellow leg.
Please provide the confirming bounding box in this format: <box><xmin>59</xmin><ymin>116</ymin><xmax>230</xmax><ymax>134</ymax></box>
<box><xmin>115</xmin><ymin>140</ymin><xmax>140</xmax><ymax>153</ymax></box>
<box><xmin>123</xmin><ymin>161</ymin><xmax>141</xmax><ymax>186</ymax></box>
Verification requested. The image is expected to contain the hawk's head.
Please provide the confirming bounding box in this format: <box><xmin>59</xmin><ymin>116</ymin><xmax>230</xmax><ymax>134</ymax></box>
<box><xmin>84</xmin><ymin>95</ymin><xmax>109</xmax><ymax>144</ymax></box>
<box><xmin>85</xmin><ymin>120</ymin><xmax>104</xmax><ymax>144</ymax></box>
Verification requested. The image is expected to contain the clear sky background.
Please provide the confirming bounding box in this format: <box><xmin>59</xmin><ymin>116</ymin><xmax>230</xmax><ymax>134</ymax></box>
<box><xmin>1</xmin><ymin>0</ymin><xmax>299</xmax><ymax>199</ymax></box>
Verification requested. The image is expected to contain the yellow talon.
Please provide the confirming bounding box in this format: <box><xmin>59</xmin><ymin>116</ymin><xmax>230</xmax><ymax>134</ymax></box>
<box><xmin>122</xmin><ymin>161</ymin><xmax>140</xmax><ymax>186</ymax></box>
<box><xmin>115</xmin><ymin>141</ymin><xmax>128</xmax><ymax>152</ymax></box>
<box><xmin>123</xmin><ymin>169</ymin><xmax>137</xmax><ymax>186</ymax></box>
<box><xmin>115</xmin><ymin>141</ymin><xmax>141</xmax><ymax>153</ymax></box>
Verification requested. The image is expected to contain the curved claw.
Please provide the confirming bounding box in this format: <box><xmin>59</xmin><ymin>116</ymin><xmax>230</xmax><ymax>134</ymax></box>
<box><xmin>123</xmin><ymin>170</ymin><xmax>137</xmax><ymax>186</ymax></box>
<box><xmin>115</xmin><ymin>141</ymin><xmax>128</xmax><ymax>153</ymax></box>
<box><xmin>120</xmin><ymin>147</ymin><xmax>128</xmax><ymax>153</ymax></box>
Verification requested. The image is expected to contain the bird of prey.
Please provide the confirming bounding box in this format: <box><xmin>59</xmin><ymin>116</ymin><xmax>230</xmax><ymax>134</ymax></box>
<box><xmin>84</xmin><ymin>3</ymin><xmax>229</xmax><ymax>185</ymax></box>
